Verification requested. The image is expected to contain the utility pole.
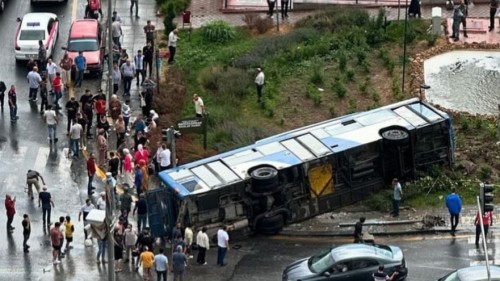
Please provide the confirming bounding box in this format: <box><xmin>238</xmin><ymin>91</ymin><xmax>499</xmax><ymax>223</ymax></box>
<box><xmin>168</xmin><ymin>127</ymin><xmax>177</xmax><ymax>168</ymax></box>
<box><xmin>105</xmin><ymin>173</ymin><xmax>116</xmax><ymax>281</ymax></box>
<box><xmin>401</xmin><ymin>0</ymin><xmax>409</xmax><ymax>96</ymax></box>
<box><xmin>107</xmin><ymin>0</ymin><xmax>114</xmax><ymax>105</ymax></box>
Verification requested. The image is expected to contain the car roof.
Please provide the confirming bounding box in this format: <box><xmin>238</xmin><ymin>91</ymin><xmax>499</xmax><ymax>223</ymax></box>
<box><xmin>70</xmin><ymin>19</ymin><xmax>99</xmax><ymax>39</ymax></box>
<box><xmin>457</xmin><ymin>265</ymin><xmax>500</xmax><ymax>281</ymax></box>
<box><xmin>21</xmin><ymin>13</ymin><xmax>57</xmax><ymax>29</ymax></box>
<box><xmin>331</xmin><ymin>244</ymin><xmax>393</xmax><ymax>262</ymax></box>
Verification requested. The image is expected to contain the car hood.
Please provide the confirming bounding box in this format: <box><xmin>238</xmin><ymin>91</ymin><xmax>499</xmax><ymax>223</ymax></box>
<box><xmin>283</xmin><ymin>258</ymin><xmax>316</xmax><ymax>281</ymax></box>
<box><xmin>66</xmin><ymin>50</ymin><xmax>100</xmax><ymax>65</ymax></box>
<box><xmin>389</xmin><ymin>245</ymin><xmax>404</xmax><ymax>261</ymax></box>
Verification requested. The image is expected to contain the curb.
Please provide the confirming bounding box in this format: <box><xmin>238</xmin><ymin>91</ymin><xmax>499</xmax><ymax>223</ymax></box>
<box><xmin>339</xmin><ymin>219</ymin><xmax>421</xmax><ymax>227</ymax></box>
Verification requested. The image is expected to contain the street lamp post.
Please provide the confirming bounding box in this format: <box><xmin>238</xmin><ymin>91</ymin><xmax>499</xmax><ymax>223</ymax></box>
<box><xmin>401</xmin><ymin>0</ymin><xmax>409</xmax><ymax>96</ymax></box>
<box><xmin>419</xmin><ymin>84</ymin><xmax>430</xmax><ymax>101</ymax></box>
<box><xmin>107</xmin><ymin>0</ymin><xmax>114</xmax><ymax>106</ymax></box>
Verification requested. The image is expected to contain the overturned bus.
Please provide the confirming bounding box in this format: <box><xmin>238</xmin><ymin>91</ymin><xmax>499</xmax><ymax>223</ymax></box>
<box><xmin>147</xmin><ymin>98</ymin><xmax>455</xmax><ymax>238</ymax></box>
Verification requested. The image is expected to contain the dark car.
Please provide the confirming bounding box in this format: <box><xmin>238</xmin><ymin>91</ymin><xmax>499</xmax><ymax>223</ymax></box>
<box><xmin>438</xmin><ymin>265</ymin><xmax>500</xmax><ymax>281</ymax></box>
<box><xmin>282</xmin><ymin>243</ymin><xmax>408</xmax><ymax>281</ymax></box>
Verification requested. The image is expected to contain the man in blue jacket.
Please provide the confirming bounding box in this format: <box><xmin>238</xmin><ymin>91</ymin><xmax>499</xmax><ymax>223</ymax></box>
<box><xmin>446</xmin><ymin>188</ymin><xmax>463</xmax><ymax>236</ymax></box>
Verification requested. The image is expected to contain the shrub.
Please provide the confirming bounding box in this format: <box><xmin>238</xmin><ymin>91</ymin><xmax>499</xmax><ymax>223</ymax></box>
<box><xmin>201</xmin><ymin>20</ymin><xmax>236</xmax><ymax>43</ymax></box>
<box><xmin>337</xmin><ymin>50</ymin><xmax>348</xmax><ymax>71</ymax></box>
<box><xmin>217</xmin><ymin>67</ymin><xmax>252</xmax><ymax>98</ymax></box>
<box><xmin>359</xmin><ymin>80</ymin><xmax>370</xmax><ymax>95</ymax></box>
<box><xmin>242</xmin><ymin>13</ymin><xmax>259</xmax><ymax>29</ymax></box>
<box><xmin>391</xmin><ymin>76</ymin><xmax>403</xmax><ymax>100</ymax></box>
<box><xmin>426</xmin><ymin>33</ymin><xmax>439</xmax><ymax>47</ymax></box>
<box><xmin>296</xmin><ymin>7</ymin><xmax>371</xmax><ymax>32</ymax></box>
<box><xmin>345</xmin><ymin>68</ymin><xmax>355</xmax><ymax>82</ymax></box>
<box><xmin>347</xmin><ymin>98</ymin><xmax>357</xmax><ymax>113</ymax></box>
<box><xmin>332</xmin><ymin>79</ymin><xmax>346</xmax><ymax>98</ymax></box>
<box><xmin>306</xmin><ymin>84</ymin><xmax>322</xmax><ymax>106</ymax></box>
<box><xmin>480</xmin><ymin>165</ymin><xmax>492</xmax><ymax>181</ymax></box>
<box><xmin>198</xmin><ymin>65</ymin><xmax>223</xmax><ymax>91</ymax></box>
<box><xmin>310</xmin><ymin>64</ymin><xmax>324</xmax><ymax>85</ymax></box>
<box><xmin>242</xmin><ymin>14</ymin><xmax>274</xmax><ymax>34</ymax></box>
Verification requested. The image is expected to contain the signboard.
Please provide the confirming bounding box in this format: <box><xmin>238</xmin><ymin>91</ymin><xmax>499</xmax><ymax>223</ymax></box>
<box><xmin>176</xmin><ymin>118</ymin><xmax>205</xmax><ymax>134</ymax></box>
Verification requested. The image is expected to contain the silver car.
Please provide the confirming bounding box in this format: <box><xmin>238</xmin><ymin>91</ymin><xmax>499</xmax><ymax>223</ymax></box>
<box><xmin>438</xmin><ymin>265</ymin><xmax>500</xmax><ymax>281</ymax></box>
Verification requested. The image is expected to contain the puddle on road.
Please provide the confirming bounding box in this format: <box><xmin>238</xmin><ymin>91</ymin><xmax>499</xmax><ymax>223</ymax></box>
<box><xmin>424</xmin><ymin>50</ymin><xmax>500</xmax><ymax>116</ymax></box>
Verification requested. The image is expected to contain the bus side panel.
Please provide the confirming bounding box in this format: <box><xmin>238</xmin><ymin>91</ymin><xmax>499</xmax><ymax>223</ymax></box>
<box><xmin>146</xmin><ymin>187</ymin><xmax>170</xmax><ymax>238</ymax></box>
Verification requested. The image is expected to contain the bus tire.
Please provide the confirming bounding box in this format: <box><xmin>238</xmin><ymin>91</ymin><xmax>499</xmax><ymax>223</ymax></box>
<box><xmin>251</xmin><ymin>167</ymin><xmax>279</xmax><ymax>192</ymax></box>
<box><xmin>380</xmin><ymin>126</ymin><xmax>409</xmax><ymax>145</ymax></box>
<box><xmin>257</xmin><ymin>214</ymin><xmax>284</xmax><ymax>235</ymax></box>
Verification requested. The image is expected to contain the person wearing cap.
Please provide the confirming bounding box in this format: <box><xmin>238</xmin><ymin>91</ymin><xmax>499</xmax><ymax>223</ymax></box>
<box><xmin>97</xmin><ymin>192</ymin><xmax>106</xmax><ymax>210</ymax></box>
<box><xmin>255</xmin><ymin>67</ymin><xmax>265</xmax><ymax>103</ymax></box>
<box><xmin>38</xmin><ymin>186</ymin><xmax>54</xmax><ymax>227</ymax></box>
<box><xmin>26</xmin><ymin>169</ymin><xmax>46</xmax><ymax>200</ymax></box>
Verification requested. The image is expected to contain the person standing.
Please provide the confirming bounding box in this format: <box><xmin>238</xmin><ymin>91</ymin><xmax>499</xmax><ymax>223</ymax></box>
<box><xmin>58</xmin><ymin>216</ymin><xmax>66</xmax><ymax>258</ymax></box>
<box><xmin>184</xmin><ymin>224</ymin><xmax>194</xmax><ymax>259</ymax></box>
<box><xmin>159</xmin><ymin>144</ymin><xmax>171</xmax><ymax>171</ymax></box>
<box><xmin>112</xmin><ymin>17</ymin><xmax>123</xmax><ymax>49</ymax></box>
<box><xmin>115</xmin><ymin>116</ymin><xmax>126</xmax><ymax>148</ymax></box>
<box><xmin>122</xmin><ymin>100</ymin><xmax>132</xmax><ymax>134</ymax></box>
<box><xmin>281</xmin><ymin>0</ymin><xmax>289</xmax><ymax>19</ymax></box>
<box><xmin>133</xmin><ymin>193</ymin><xmax>148</xmax><ymax>232</ymax></box>
<box><xmin>46</xmin><ymin>58</ymin><xmax>58</xmax><ymax>89</ymax></box>
<box><xmin>114</xmin><ymin>231</ymin><xmax>124</xmax><ymax>272</ymax></box>
<box><xmin>144</xmin><ymin>21</ymin><xmax>156</xmax><ymax>47</ymax></box>
<box><xmin>97</xmin><ymin>192</ymin><xmax>106</xmax><ymax>210</ymax></box>
<box><xmin>489</xmin><ymin>0</ymin><xmax>498</xmax><ymax>31</ymax></box>
<box><xmin>167</xmin><ymin>29</ymin><xmax>179</xmax><ymax>64</ymax></box>
<box><xmin>130</xmin><ymin>0</ymin><xmax>139</xmax><ymax>18</ymax></box>
<box><xmin>112</xmin><ymin>62</ymin><xmax>121</xmax><ymax>94</ymax></box>
<box><xmin>38</xmin><ymin>186</ymin><xmax>54</xmax><ymax>227</ymax></box>
<box><xmin>43</xmin><ymin>105</ymin><xmax>59</xmax><ymax>144</ymax></box>
<box><xmin>87</xmin><ymin>153</ymin><xmax>97</xmax><ymax>195</ymax></box>
<box><xmin>143</xmin><ymin>41</ymin><xmax>154</xmax><ymax>77</ymax></box>
<box><xmin>196</xmin><ymin>227</ymin><xmax>209</xmax><ymax>265</ymax></box>
<box><xmin>69</xmin><ymin>118</ymin><xmax>83</xmax><ymax>159</ymax></box>
<box><xmin>59</xmin><ymin>53</ymin><xmax>73</xmax><ymax>89</ymax></box>
<box><xmin>216</xmin><ymin>225</ymin><xmax>230</xmax><ymax>266</ymax></box>
<box><xmin>96</xmin><ymin>234</ymin><xmax>107</xmax><ymax>263</ymax></box>
<box><xmin>121</xmin><ymin>59</ymin><xmax>135</xmax><ymax>96</ymax></box>
<box><xmin>74</xmin><ymin>51</ymin><xmax>87</xmax><ymax>88</ymax></box>
<box><xmin>38</xmin><ymin>40</ymin><xmax>47</xmax><ymax>72</ymax></box>
<box><xmin>52</xmin><ymin>72</ymin><xmax>63</xmax><ymax>109</ymax></box>
<box><xmin>373</xmin><ymin>265</ymin><xmax>399</xmax><ymax>281</ymax></box>
<box><xmin>475</xmin><ymin>210</ymin><xmax>493</xmax><ymax>246</ymax></box>
<box><xmin>120</xmin><ymin>187</ymin><xmax>133</xmax><ymax>216</ymax></box>
<box><xmin>134</xmin><ymin>164</ymin><xmax>144</xmax><ymax>196</ymax></box>
<box><xmin>40</xmin><ymin>77</ymin><xmax>49</xmax><ymax>113</ymax></box>
<box><xmin>391</xmin><ymin>178</ymin><xmax>402</xmax><ymax>217</ymax></box>
<box><xmin>5</xmin><ymin>195</ymin><xmax>16</xmax><ymax>232</ymax></box>
<box><xmin>172</xmin><ymin>245</ymin><xmax>187</xmax><ymax>281</ymax></box>
<box><xmin>65</xmin><ymin>97</ymin><xmax>80</xmax><ymax>134</ymax></box>
<box><xmin>460</xmin><ymin>0</ymin><xmax>469</xmax><ymax>38</ymax></box>
<box><xmin>123</xmin><ymin>149</ymin><xmax>134</xmax><ymax>188</ymax></box>
<box><xmin>353</xmin><ymin>217</ymin><xmax>365</xmax><ymax>243</ymax></box>
<box><xmin>193</xmin><ymin>94</ymin><xmax>205</xmax><ymax>118</ymax></box>
<box><xmin>50</xmin><ymin>222</ymin><xmax>63</xmax><ymax>265</ymax></box>
<box><xmin>123</xmin><ymin>223</ymin><xmax>137</xmax><ymax>263</ymax></box>
<box><xmin>27</xmin><ymin>66</ymin><xmax>42</xmax><ymax>101</ymax></box>
<box><xmin>26</xmin><ymin>169</ymin><xmax>46</xmax><ymax>200</ymax></box>
<box><xmin>110</xmin><ymin>95</ymin><xmax>122</xmax><ymax>123</ymax></box>
<box><xmin>78</xmin><ymin>199</ymin><xmax>95</xmax><ymax>240</ymax></box>
<box><xmin>266</xmin><ymin>0</ymin><xmax>276</xmax><ymax>18</ymax></box>
<box><xmin>139</xmin><ymin>246</ymin><xmax>155</xmax><ymax>281</ymax></box>
<box><xmin>445</xmin><ymin>187</ymin><xmax>462</xmax><ymax>236</ymax></box>
<box><xmin>408</xmin><ymin>0</ymin><xmax>421</xmax><ymax>18</ymax></box>
<box><xmin>0</xmin><ymin>80</ymin><xmax>6</xmax><ymax>111</ymax></box>
<box><xmin>255</xmin><ymin>68</ymin><xmax>264</xmax><ymax>103</ymax></box>
<box><xmin>134</xmin><ymin>50</ymin><xmax>145</xmax><ymax>86</ymax></box>
<box><xmin>451</xmin><ymin>3</ymin><xmax>463</xmax><ymax>41</ymax></box>
<box><xmin>22</xmin><ymin>214</ymin><xmax>31</xmax><ymax>253</ymax></box>
<box><xmin>64</xmin><ymin>216</ymin><xmax>75</xmax><ymax>251</ymax></box>
<box><xmin>108</xmin><ymin>151</ymin><xmax>120</xmax><ymax>180</ymax></box>
<box><xmin>8</xmin><ymin>85</ymin><xmax>18</xmax><ymax>122</ymax></box>
<box><xmin>154</xmin><ymin>248</ymin><xmax>168</xmax><ymax>281</ymax></box>
<box><xmin>97</xmin><ymin>129</ymin><xmax>108</xmax><ymax>166</ymax></box>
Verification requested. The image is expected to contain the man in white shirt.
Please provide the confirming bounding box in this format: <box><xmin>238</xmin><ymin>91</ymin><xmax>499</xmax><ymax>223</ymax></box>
<box><xmin>134</xmin><ymin>50</ymin><xmax>145</xmax><ymax>86</ymax></box>
<box><xmin>193</xmin><ymin>94</ymin><xmax>205</xmax><ymax>118</ymax></box>
<box><xmin>43</xmin><ymin>105</ymin><xmax>59</xmax><ymax>144</ymax></box>
<box><xmin>46</xmin><ymin>58</ymin><xmax>58</xmax><ymax>89</ymax></box>
<box><xmin>159</xmin><ymin>144</ymin><xmax>171</xmax><ymax>171</ymax></box>
<box><xmin>216</xmin><ymin>225</ymin><xmax>230</xmax><ymax>266</ymax></box>
<box><xmin>167</xmin><ymin>29</ymin><xmax>179</xmax><ymax>64</ymax></box>
<box><xmin>196</xmin><ymin>227</ymin><xmax>210</xmax><ymax>265</ymax></box>
<box><xmin>111</xmin><ymin>16</ymin><xmax>123</xmax><ymax>49</ymax></box>
<box><xmin>69</xmin><ymin>119</ymin><xmax>83</xmax><ymax>158</ymax></box>
<box><xmin>27</xmin><ymin>66</ymin><xmax>42</xmax><ymax>101</ymax></box>
<box><xmin>255</xmin><ymin>67</ymin><xmax>265</xmax><ymax>103</ymax></box>
<box><xmin>96</xmin><ymin>192</ymin><xmax>106</xmax><ymax>210</ymax></box>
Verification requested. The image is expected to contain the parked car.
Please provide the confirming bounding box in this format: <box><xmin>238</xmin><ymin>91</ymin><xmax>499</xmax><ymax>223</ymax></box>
<box><xmin>282</xmin><ymin>243</ymin><xmax>408</xmax><ymax>281</ymax></box>
<box><xmin>63</xmin><ymin>19</ymin><xmax>105</xmax><ymax>76</ymax></box>
<box><xmin>438</xmin><ymin>265</ymin><xmax>500</xmax><ymax>281</ymax></box>
<box><xmin>14</xmin><ymin>13</ymin><xmax>59</xmax><ymax>61</ymax></box>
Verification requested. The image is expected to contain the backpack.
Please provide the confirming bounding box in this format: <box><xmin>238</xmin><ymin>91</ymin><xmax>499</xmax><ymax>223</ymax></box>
<box><xmin>89</xmin><ymin>0</ymin><xmax>99</xmax><ymax>10</ymax></box>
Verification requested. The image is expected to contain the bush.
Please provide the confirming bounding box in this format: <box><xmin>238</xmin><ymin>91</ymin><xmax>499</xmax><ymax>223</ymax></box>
<box><xmin>332</xmin><ymin>79</ymin><xmax>346</xmax><ymax>98</ymax></box>
<box><xmin>201</xmin><ymin>20</ymin><xmax>236</xmax><ymax>43</ymax></box>
<box><xmin>242</xmin><ymin>14</ymin><xmax>274</xmax><ymax>34</ymax></box>
<box><xmin>198</xmin><ymin>65</ymin><xmax>223</xmax><ymax>91</ymax></box>
<box><xmin>310</xmin><ymin>63</ymin><xmax>324</xmax><ymax>85</ymax></box>
<box><xmin>217</xmin><ymin>67</ymin><xmax>252</xmax><ymax>98</ymax></box>
<box><xmin>296</xmin><ymin>7</ymin><xmax>371</xmax><ymax>32</ymax></box>
<box><xmin>345</xmin><ymin>68</ymin><xmax>355</xmax><ymax>82</ymax></box>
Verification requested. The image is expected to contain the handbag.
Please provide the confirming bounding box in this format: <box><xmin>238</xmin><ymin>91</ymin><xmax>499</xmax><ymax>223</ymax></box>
<box><xmin>132</xmin><ymin>248</ymin><xmax>140</xmax><ymax>257</ymax></box>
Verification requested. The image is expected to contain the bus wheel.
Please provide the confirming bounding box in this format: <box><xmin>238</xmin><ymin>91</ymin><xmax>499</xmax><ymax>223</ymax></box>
<box><xmin>380</xmin><ymin>126</ymin><xmax>409</xmax><ymax>145</ymax></box>
<box><xmin>257</xmin><ymin>214</ymin><xmax>284</xmax><ymax>235</ymax></box>
<box><xmin>250</xmin><ymin>167</ymin><xmax>279</xmax><ymax>192</ymax></box>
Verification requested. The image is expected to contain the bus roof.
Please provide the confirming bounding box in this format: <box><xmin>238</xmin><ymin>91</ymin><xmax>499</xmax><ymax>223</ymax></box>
<box><xmin>158</xmin><ymin>98</ymin><xmax>449</xmax><ymax>198</ymax></box>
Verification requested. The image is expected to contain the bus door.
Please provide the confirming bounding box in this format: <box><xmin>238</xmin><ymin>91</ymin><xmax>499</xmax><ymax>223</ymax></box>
<box><xmin>146</xmin><ymin>187</ymin><xmax>176</xmax><ymax>238</ymax></box>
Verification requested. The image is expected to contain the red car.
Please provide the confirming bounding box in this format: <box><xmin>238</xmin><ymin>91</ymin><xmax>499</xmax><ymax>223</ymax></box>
<box><xmin>63</xmin><ymin>19</ymin><xmax>105</xmax><ymax>76</ymax></box>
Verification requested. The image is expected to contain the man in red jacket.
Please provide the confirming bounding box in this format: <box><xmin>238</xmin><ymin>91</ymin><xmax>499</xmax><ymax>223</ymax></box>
<box><xmin>87</xmin><ymin>153</ymin><xmax>97</xmax><ymax>196</ymax></box>
<box><xmin>5</xmin><ymin>194</ymin><xmax>16</xmax><ymax>232</ymax></box>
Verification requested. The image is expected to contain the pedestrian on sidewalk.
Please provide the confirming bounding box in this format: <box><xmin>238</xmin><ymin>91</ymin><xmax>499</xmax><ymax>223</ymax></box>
<box><xmin>216</xmin><ymin>225</ymin><xmax>230</xmax><ymax>266</ymax></box>
<box><xmin>74</xmin><ymin>51</ymin><xmax>87</xmax><ymax>88</ymax></box>
<box><xmin>193</xmin><ymin>94</ymin><xmax>205</xmax><ymax>118</ymax></box>
<box><xmin>40</xmin><ymin>77</ymin><xmax>49</xmax><ymax>113</ymax></box>
<box><xmin>80</xmin><ymin>89</ymin><xmax>94</xmax><ymax>138</ymax></box>
<box><xmin>112</xmin><ymin>62</ymin><xmax>121</xmax><ymax>94</ymax></box>
<box><xmin>255</xmin><ymin>68</ymin><xmax>264</xmax><ymax>103</ymax></box>
<box><xmin>110</xmin><ymin>94</ymin><xmax>122</xmax><ymax>122</ymax></box>
<box><xmin>159</xmin><ymin>144</ymin><xmax>172</xmax><ymax>171</ymax></box>
<box><xmin>58</xmin><ymin>216</ymin><xmax>66</xmax><ymax>259</ymax></box>
<box><xmin>475</xmin><ymin>210</ymin><xmax>493</xmax><ymax>246</ymax></box>
<box><xmin>65</xmin><ymin>97</ymin><xmax>80</xmax><ymax>134</ymax></box>
<box><xmin>52</xmin><ymin>72</ymin><xmax>63</xmax><ymax>109</ymax></box>
<box><xmin>123</xmin><ymin>223</ymin><xmax>137</xmax><ymax>263</ymax></box>
<box><xmin>391</xmin><ymin>178</ymin><xmax>402</xmax><ymax>217</ymax></box>
<box><xmin>38</xmin><ymin>186</ymin><xmax>54</xmax><ymax>227</ymax></box>
<box><xmin>139</xmin><ymin>246</ymin><xmax>155</xmax><ymax>280</ymax></box>
<box><xmin>143</xmin><ymin>42</ymin><xmax>154</xmax><ymax>77</ymax></box>
<box><xmin>115</xmin><ymin>116</ymin><xmax>126</xmax><ymax>148</ymax></box>
<box><xmin>122</xmin><ymin>100</ymin><xmax>131</xmax><ymax>134</ymax></box>
<box><xmin>144</xmin><ymin>21</ymin><xmax>156</xmax><ymax>48</ymax></box>
<box><xmin>69</xmin><ymin>119</ymin><xmax>83</xmax><ymax>159</ymax></box>
<box><xmin>5</xmin><ymin>194</ymin><xmax>16</xmax><ymax>232</ymax></box>
<box><xmin>79</xmin><ymin>199</ymin><xmax>95</xmax><ymax>240</ymax></box>
<box><xmin>266</xmin><ymin>0</ymin><xmax>276</xmax><ymax>18</ymax></box>
<box><xmin>46</xmin><ymin>58</ymin><xmax>58</xmax><ymax>90</ymax></box>
<box><xmin>38</xmin><ymin>40</ymin><xmax>47</xmax><ymax>73</ymax></box>
<box><xmin>140</xmin><ymin>160</ymin><xmax>150</xmax><ymax>191</ymax></box>
<box><xmin>113</xmin><ymin>10</ymin><xmax>122</xmax><ymax>22</ymax></box>
<box><xmin>451</xmin><ymin>3</ymin><xmax>463</xmax><ymax>41</ymax></box>
<box><xmin>77</xmin><ymin>112</ymin><xmax>88</xmax><ymax>149</ymax></box>
<box><xmin>96</xmin><ymin>234</ymin><xmax>107</xmax><ymax>263</ymax></box>
<box><xmin>27</xmin><ymin>66</ymin><xmax>42</xmax><ymax>101</ymax></box>
<box><xmin>108</xmin><ymin>151</ymin><xmax>120</xmax><ymax>180</ymax></box>
<box><xmin>97</xmin><ymin>192</ymin><xmax>106</xmax><ymax>210</ymax></box>
<box><xmin>133</xmin><ymin>193</ymin><xmax>148</xmax><ymax>232</ymax></box>
<box><xmin>196</xmin><ymin>227</ymin><xmax>209</xmax><ymax>265</ymax></box>
<box><xmin>26</xmin><ymin>169</ymin><xmax>46</xmax><ymax>200</ymax></box>
<box><xmin>112</xmin><ymin>17</ymin><xmax>123</xmax><ymax>49</ymax></box>
<box><xmin>130</xmin><ymin>0</ymin><xmax>139</xmax><ymax>18</ymax></box>
<box><xmin>172</xmin><ymin>245</ymin><xmax>188</xmax><ymax>281</ymax></box>
<box><xmin>8</xmin><ymin>85</ymin><xmax>18</xmax><ymax>122</ymax></box>
<box><xmin>44</xmin><ymin>105</ymin><xmax>58</xmax><ymax>144</ymax></box>
<box><xmin>121</xmin><ymin>59</ymin><xmax>135</xmax><ymax>96</ymax></box>
<box><xmin>489</xmin><ymin>0</ymin><xmax>499</xmax><ymax>31</ymax></box>
<box><xmin>123</xmin><ymin>149</ymin><xmax>134</xmax><ymax>188</ymax></box>
<box><xmin>184</xmin><ymin>224</ymin><xmax>194</xmax><ymax>258</ymax></box>
<box><xmin>167</xmin><ymin>29</ymin><xmax>179</xmax><ymax>64</ymax></box>
<box><xmin>460</xmin><ymin>0</ymin><xmax>468</xmax><ymax>38</ymax></box>
<box><xmin>50</xmin><ymin>222</ymin><xmax>63</xmax><ymax>265</ymax></box>
<box><xmin>281</xmin><ymin>0</ymin><xmax>289</xmax><ymax>19</ymax></box>
<box><xmin>97</xmin><ymin>129</ymin><xmax>108</xmax><ymax>166</ymax></box>
<box><xmin>95</xmin><ymin>93</ymin><xmax>107</xmax><ymax>124</ymax></box>
<box><xmin>353</xmin><ymin>217</ymin><xmax>365</xmax><ymax>243</ymax></box>
<box><xmin>64</xmin><ymin>216</ymin><xmax>75</xmax><ymax>251</ymax></box>
<box><xmin>114</xmin><ymin>231</ymin><xmax>124</xmax><ymax>272</ymax></box>
<box><xmin>22</xmin><ymin>214</ymin><xmax>31</xmax><ymax>253</ymax></box>
<box><xmin>445</xmin><ymin>187</ymin><xmax>462</xmax><ymax>236</ymax></box>
<box><xmin>154</xmin><ymin>248</ymin><xmax>168</xmax><ymax>281</ymax></box>
<box><xmin>59</xmin><ymin>53</ymin><xmax>73</xmax><ymax>89</ymax></box>
<box><xmin>87</xmin><ymin>153</ymin><xmax>97</xmax><ymax>195</ymax></box>
<box><xmin>134</xmin><ymin>50</ymin><xmax>145</xmax><ymax>86</ymax></box>
<box><xmin>0</xmin><ymin>80</ymin><xmax>6</xmax><ymax>111</ymax></box>
<box><xmin>134</xmin><ymin>144</ymin><xmax>149</xmax><ymax>169</ymax></box>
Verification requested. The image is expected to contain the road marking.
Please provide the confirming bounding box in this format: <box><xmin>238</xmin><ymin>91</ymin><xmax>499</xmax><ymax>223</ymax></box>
<box><xmin>468</xmin><ymin>237</ymin><xmax>500</xmax><ymax>244</ymax></box>
<box><xmin>33</xmin><ymin>147</ymin><xmax>50</xmax><ymax>171</ymax></box>
<box><xmin>12</xmin><ymin>146</ymin><xmax>28</xmax><ymax>162</ymax></box>
<box><xmin>72</xmin><ymin>0</ymin><xmax>78</xmax><ymax>22</ymax></box>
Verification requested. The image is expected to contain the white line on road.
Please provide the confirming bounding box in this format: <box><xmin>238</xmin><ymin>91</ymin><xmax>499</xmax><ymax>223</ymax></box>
<box><xmin>408</xmin><ymin>264</ymin><xmax>456</xmax><ymax>271</ymax></box>
<box><xmin>72</xmin><ymin>0</ymin><xmax>78</xmax><ymax>22</ymax></box>
<box><xmin>33</xmin><ymin>147</ymin><xmax>50</xmax><ymax>171</ymax></box>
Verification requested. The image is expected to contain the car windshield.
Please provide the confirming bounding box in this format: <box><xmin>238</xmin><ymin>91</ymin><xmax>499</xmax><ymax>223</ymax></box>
<box><xmin>68</xmin><ymin>39</ymin><xmax>98</xmax><ymax>52</ymax></box>
<box><xmin>19</xmin><ymin>30</ymin><xmax>45</xmax><ymax>41</ymax></box>
<box><xmin>308</xmin><ymin>250</ymin><xmax>335</xmax><ymax>273</ymax></box>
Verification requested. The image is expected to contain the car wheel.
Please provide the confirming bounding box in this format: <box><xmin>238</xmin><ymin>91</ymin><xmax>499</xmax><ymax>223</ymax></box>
<box><xmin>250</xmin><ymin>167</ymin><xmax>279</xmax><ymax>192</ymax></box>
<box><xmin>257</xmin><ymin>213</ymin><xmax>284</xmax><ymax>235</ymax></box>
<box><xmin>380</xmin><ymin>126</ymin><xmax>409</xmax><ymax>145</ymax></box>
<box><xmin>0</xmin><ymin>0</ymin><xmax>5</xmax><ymax>12</ymax></box>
